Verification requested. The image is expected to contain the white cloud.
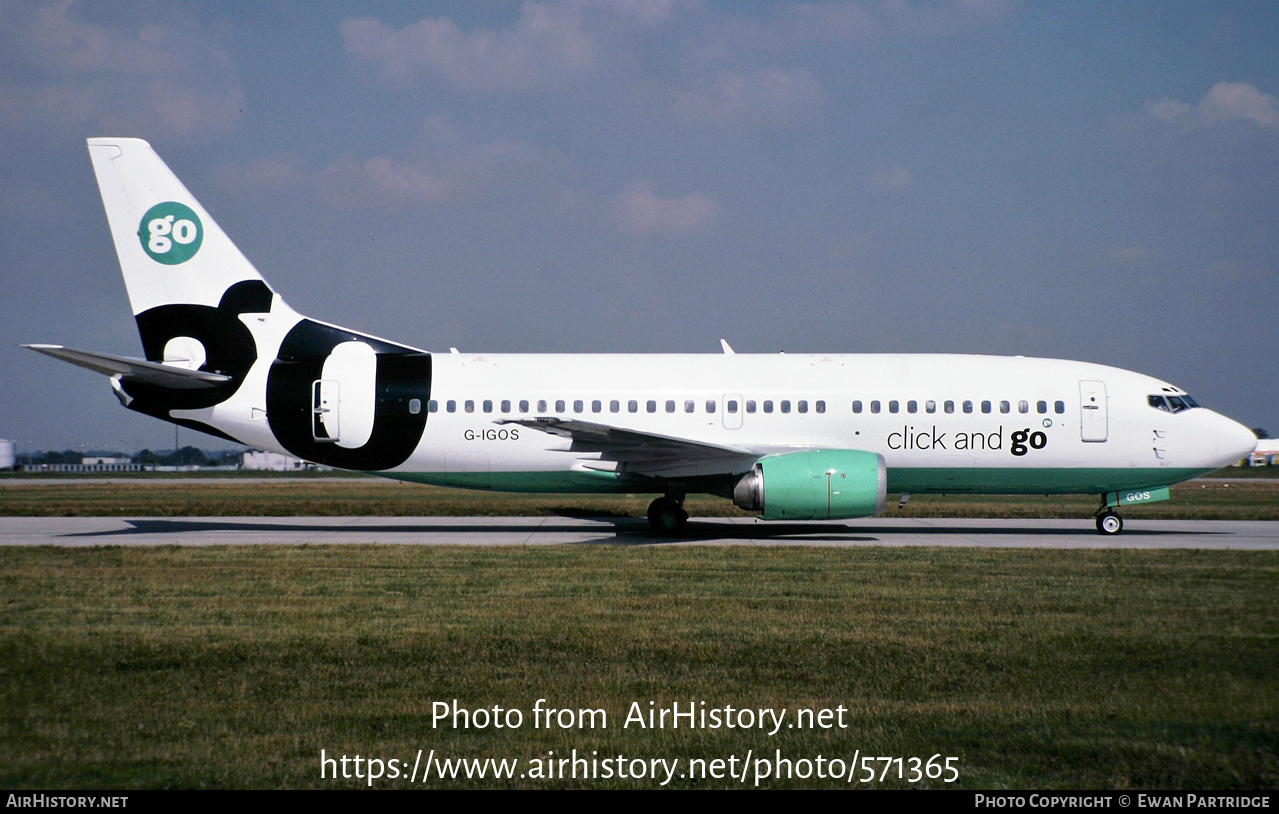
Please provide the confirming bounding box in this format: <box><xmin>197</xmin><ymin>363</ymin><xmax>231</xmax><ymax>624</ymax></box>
<box><xmin>210</xmin><ymin>155</ymin><xmax>305</xmax><ymax>193</ymax></box>
<box><xmin>670</xmin><ymin>66</ymin><xmax>827</xmax><ymax>129</ymax></box>
<box><xmin>1145</xmin><ymin>98</ymin><xmax>1194</xmax><ymax>123</ymax></box>
<box><xmin>1110</xmin><ymin>245</ymin><xmax>1147</xmax><ymax>264</ymax></box>
<box><xmin>0</xmin><ymin>0</ymin><xmax>244</xmax><ymax>138</ymax></box>
<box><xmin>320</xmin><ymin>157</ymin><xmax>454</xmax><ymax>205</ymax></box>
<box><xmin>788</xmin><ymin>0</ymin><xmax>1018</xmax><ymax>42</ymax></box>
<box><xmin>341</xmin><ymin>11</ymin><xmax>593</xmax><ymax>93</ymax></box>
<box><xmin>870</xmin><ymin>166</ymin><xmax>913</xmax><ymax>191</ymax></box>
<box><xmin>341</xmin><ymin>0</ymin><xmax>687</xmax><ymax>94</ymax></box>
<box><xmin>1146</xmin><ymin>81</ymin><xmax>1279</xmax><ymax>130</ymax></box>
<box><xmin>1200</xmin><ymin>82</ymin><xmax>1279</xmax><ymax>128</ymax></box>
<box><xmin>212</xmin><ymin>121</ymin><xmax>574</xmax><ymax>211</ymax></box>
<box><xmin>613</xmin><ymin>181</ymin><xmax>718</xmax><ymax>236</ymax></box>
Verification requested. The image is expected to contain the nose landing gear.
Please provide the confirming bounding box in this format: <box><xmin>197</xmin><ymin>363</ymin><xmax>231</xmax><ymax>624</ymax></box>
<box><xmin>1095</xmin><ymin>508</ymin><xmax>1123</xmax><ymax>535</ymax></box>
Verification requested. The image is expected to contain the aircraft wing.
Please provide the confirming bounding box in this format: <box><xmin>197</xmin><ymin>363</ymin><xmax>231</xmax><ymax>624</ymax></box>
<box><xmin>494</xmin><ymin>417</ymin><xmax>760</xmax><ymax>479</ymax></box>
<box><xmin>23</xmin><ymin>344</ymin><xmax>232</xmax><ymax>390</ymax></box>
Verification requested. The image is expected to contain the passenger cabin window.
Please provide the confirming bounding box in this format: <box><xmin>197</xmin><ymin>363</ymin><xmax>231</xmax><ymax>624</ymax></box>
<box><xmin>981</xmin><ymin>400</ymin><xmax>992</xmax><ymax>414</ymax></box>
<box><xmin>816</xmin><ymin>401</ymin><xmax>826</xmax><ymax>414</ymax></box>
<box><xmin>963</xmin><ymin>401</ymin><xmax>973</xmax><ymax>414</ymax></box>
<box><xmin>706</xmin><ymin>400</ymin><xmax>717</xmax><ymax>413</ymax></box>
<box><xmin>465</xmin><ymin>400</ymin><xmax>475</xmax><ymax>413</ymax></box>
<box><xmin>1018</xmin><ymin>400</ymin><xmax>1029</xmax><ymax>414</ymax></box>
<box><xmin>500</xmin><ymin>400</ymin><xmax>511</xmax><ymax>413</ymax></box>
<box><xmin>1037</xmin><ymin>401</ymin><xmax>1047</xmax><ymax>414</ymax></box>
<box><xmin>1054</xmin><ymin>401</ymin><xmax>1065</xmax><ymax>414</ymax></box>
<box><xmin>871</xmin><ymin>401</ymin><xmax>881</xmax><ymax>414</ymax></box>
<box><xmin>781</xmin><ymin>400</ymin><xmax>792</xmax><ymax>414</ymax></box>
<box><xmin>592</xmin><ymin>400</ymin><xmax>602</xmax><ymax>413</ymax></box>
<box><xmin>798</xmin><ymin>400</ymin><xmax>808</xmax><ymax>413</ymax></box>
<box><xmin>647</xmin><ymin>400</ymin><xmax>657</xmax><ymax>413</ymax></box>
<box><xmin>556</xmin><ymin>400</ymin><xmax>566</xmax><ymax>413</ymax></box>
<box><xmin>666</xmin><ymin>400</ymin><xmax>676</xmax><ymax>413</ymax></box>
<box><xmin>628</xmin><ymin>400</ymin><xmax>638</xmax><ymax>413</ymax></box>
<box><xmin>573</xmin><ymin>400</ymin><xmax>584</xmax><ymax>413</ymax></box>
<box><xmin>852</xmin><ymin>400</ymin><xmax>863</xmax><ymax>413</ymax></box>
<box><xmin>685</xmin><ymin>400</ymin><xmax>695</xmax><ymax>413</ymax></box>
<box><xmin>726</xmin><ymin>400</ymin><xmax>739</xmax><ymax>413</ymax></box>
<box><xmin>944</xmin><ymin>400</ymin><xmax>955</xmax><ymax>414</ymax></box>
<box><xmin>427</xmin><ymin>400</ymin><xmax>438</xmax><ymax>413</ymax></box>
<box><xmin>888</xmin><ymin>400</ymin><xmax>899</xmax><ymax>414</ymax></box>
<box><xmin>763</xmin><ymin>400</ymin><xmax>774</xmax><ymax>414</ymax></box>
<box><xmin>999</xmin><ymin>400</ymin><xmax>1011</xmax><ymax>414</ymax></box>
<box><xmin>926</xmin><ymin>400</ymin><xmax>936</xmax><ymax>413</ymax></box>
<box><xmin>610</xmin><ymin>400</ymin><xmax>620</xmax><ymax>413</ymax></box>
<box><xmin>447</xmin><ymin>400</ymin><xmax>457</xmax><ymax>413</ymax></box>
<box><xmin>907</xmin><ymin>400</ymin><xmax>918</xmax><ymax>414</ymax></box>
<box><xmin>410</xmin><ymin>399</ymin><xmax>422</xmax><ymax>415</ymax></box>
<box><xmin>746</xmin><ymin>400</ymin><xmax>757</xmax><ymax>413</ymax></box>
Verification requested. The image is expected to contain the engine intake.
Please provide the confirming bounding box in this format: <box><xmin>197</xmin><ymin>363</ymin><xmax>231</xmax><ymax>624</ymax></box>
<box><xmin>733</xmin><ymin>449</ymin><xmax>887</xmax><ymax>520</ymax></box>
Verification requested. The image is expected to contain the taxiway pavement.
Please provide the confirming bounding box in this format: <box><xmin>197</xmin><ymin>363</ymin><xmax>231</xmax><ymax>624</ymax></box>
<box><xmin>2</xmin><ymin>516</ymin><xmax>1276</xmax><ymax>548</ymax></box>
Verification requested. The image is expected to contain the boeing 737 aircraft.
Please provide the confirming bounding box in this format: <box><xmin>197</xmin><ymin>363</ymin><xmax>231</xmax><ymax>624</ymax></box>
<box><xmin>26</xmin><ymin>139</ymin><xmax>1258</xmax><ymax>534</ymax></box>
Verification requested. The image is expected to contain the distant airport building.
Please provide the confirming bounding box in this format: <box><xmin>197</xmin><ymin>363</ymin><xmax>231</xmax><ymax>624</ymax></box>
<box><xmin>0</xmin><ymin>440</ymin><xmax>15</xmax><ymax>470</ymax></box>
<box><xmin>24</xmin><ymin>456</ymin><xmax>143</xmax><ymax>473</ymax></box>
<box><xmin>241</xmin><ymin>450</ymin><xmax>310</xmax><ymax>471</ymax></box>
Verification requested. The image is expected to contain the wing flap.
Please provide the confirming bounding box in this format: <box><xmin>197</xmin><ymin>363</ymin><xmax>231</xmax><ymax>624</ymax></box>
<box><xmin>496</xmin><ymin>416</ymin><xmax>759</xmax><ymax>479</ymax></box>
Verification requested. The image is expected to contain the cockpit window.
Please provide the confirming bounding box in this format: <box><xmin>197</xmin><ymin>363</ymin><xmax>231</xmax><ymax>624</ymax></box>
<box><xmin>1149</xmin><ymin>394</ymin><xmax>1200</xmax><ymax>413</ymax></box>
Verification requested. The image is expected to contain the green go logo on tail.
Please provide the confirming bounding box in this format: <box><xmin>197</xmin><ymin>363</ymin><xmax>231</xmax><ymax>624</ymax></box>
<box><xmin>139</xmin><ymin>202</ymin><xmax>202</xmax><ymax>265</ymax></box>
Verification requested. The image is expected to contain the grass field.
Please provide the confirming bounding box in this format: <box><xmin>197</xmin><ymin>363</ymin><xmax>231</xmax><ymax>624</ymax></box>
<box><xmin>2</xmin><ymin>474</ymin><xmax>1278</xmax><ymax>520</ymax></box>
<box><xmin>1</xmin><ymin>545</ymin><xmax>1277</xmax><ymax>789</ymax></box>
<box><xmin>2</xmin><ymin>476</ymin><xmax>1276</xmax><ymax>789</ymax></box>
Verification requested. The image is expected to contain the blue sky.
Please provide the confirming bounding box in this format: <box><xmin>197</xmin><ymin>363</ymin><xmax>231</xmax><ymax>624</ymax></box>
<box><xmin>1</xmin><ymin>0</ymin><xmax>1276</xmax><ymax>452</ymax></box>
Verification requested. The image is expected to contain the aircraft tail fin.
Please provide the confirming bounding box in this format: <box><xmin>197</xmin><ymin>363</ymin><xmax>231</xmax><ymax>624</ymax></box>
<box><xmin>87</xmin><ymin>138</ymin><xmax>280</xmax><ymax>318</ymax></box>
<box><xmin>29</xmin><ymin>140</ymin><xmax>432</xmax><ymax>464</ymax></box>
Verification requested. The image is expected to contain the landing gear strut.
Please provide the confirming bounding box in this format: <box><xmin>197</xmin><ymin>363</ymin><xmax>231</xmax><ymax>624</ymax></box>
<box><xmin>1095</xmin><ymin>508</ymin><xmax>1123</xmax><ymax>535</ymax></box>
<box><xmin>647</xmin><ymin>495</ymin><xmax>688</xmax><ymax>535</ymax></box>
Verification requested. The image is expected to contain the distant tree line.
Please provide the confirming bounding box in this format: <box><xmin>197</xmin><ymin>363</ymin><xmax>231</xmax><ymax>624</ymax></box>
<box><xmin>18</xmin><ymin>447</ymin><xmax>242</xmax><ymax>467</ymax></box>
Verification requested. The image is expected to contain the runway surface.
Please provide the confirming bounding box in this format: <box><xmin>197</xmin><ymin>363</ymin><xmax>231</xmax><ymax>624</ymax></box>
<box><xmin>3</xmin><ymin>516</ymin><xmax>1277</xmax><ymax>548</ymax></box>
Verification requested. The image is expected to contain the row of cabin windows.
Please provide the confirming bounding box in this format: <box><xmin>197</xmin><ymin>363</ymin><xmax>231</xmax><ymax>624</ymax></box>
<box><xmin>427</xmin><ymin>399</ymin><xmax>828</xmax><ymax>415</ymax></box>
<box><xmin>852</xmin><ymin>399</ymin><xmax>1067</xmax><ymax>415</ymax></box>
<box><xmin>422</xmin><ymin>398</ymin><xmax>1068</xmax><ymax>417</ymax></box>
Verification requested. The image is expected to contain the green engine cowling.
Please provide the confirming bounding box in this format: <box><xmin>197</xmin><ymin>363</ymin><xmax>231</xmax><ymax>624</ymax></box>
<box><xmin>732</xmin><ymin>449</ymin><xmax>887</xmax><ymax>521</ymax></box>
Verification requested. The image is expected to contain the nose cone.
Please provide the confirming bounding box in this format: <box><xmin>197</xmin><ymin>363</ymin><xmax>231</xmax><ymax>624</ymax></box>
<box><xmin>1211</xmin><ymin>412</ymin><xmax>1259</xmax><ymax>467</ymax></box>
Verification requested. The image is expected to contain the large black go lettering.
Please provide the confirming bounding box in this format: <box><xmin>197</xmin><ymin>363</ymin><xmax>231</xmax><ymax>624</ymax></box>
<box><xmin>265</xmin><ymin>319</ymin><xmax>431</xmax><ymax>471</ymax></box>
<box><xmin>123</xmin><ymin>281</ymin><xmax>273</xmax><ymax>439</ymax></box>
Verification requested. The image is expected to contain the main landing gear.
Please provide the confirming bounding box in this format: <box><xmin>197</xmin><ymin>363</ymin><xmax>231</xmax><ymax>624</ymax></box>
<box><xmin>647</xmin><ymin>494</ymin><xmax>688</xmax><ymax>535</ymax></box>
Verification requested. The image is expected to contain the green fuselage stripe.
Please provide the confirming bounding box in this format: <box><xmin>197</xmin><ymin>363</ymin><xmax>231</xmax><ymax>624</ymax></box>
<box><xmin>386</xmin><ymin>467</ymin><xmax>1211</xmax><ymax>496</ymax></box>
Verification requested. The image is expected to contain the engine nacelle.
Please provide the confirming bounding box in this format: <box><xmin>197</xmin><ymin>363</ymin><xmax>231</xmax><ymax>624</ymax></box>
<box><xmin>733</xmin><ymin>449</ymin><xmax>887</xmax><ymax>520</ymax></box>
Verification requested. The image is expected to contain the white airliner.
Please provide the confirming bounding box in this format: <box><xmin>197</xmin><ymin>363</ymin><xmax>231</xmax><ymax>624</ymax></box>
<box><xmin>26</xmin><ymin>138</ymin><xmax>1257</xmax><ymax>535</ymax></box>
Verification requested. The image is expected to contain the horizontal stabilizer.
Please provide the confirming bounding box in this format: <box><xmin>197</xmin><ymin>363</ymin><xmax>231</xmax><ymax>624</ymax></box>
<box><xmin>23</xmin><ymin>344</ymin><xmax>232</xmax><ymax>390</ymax></box>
